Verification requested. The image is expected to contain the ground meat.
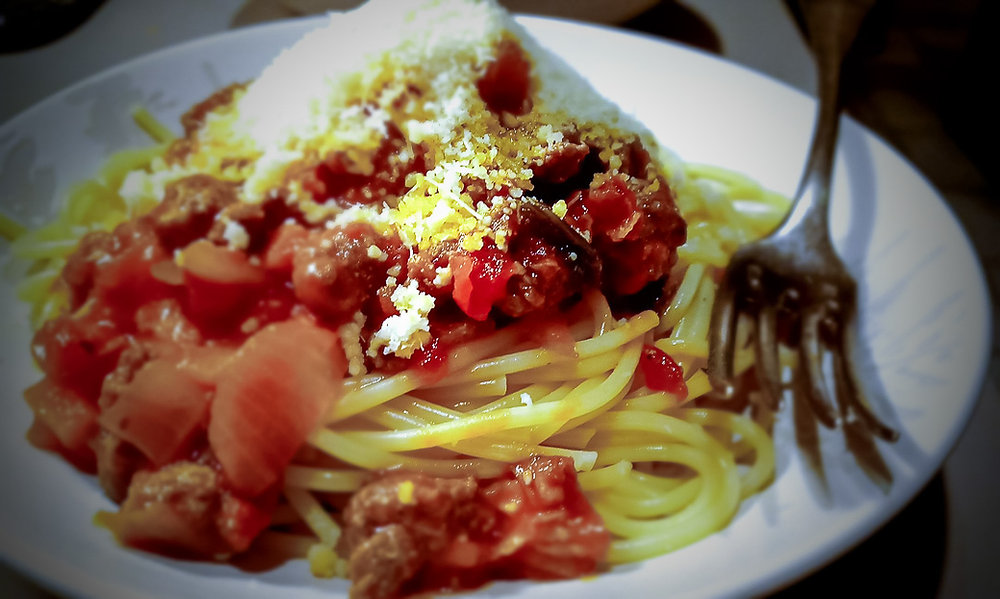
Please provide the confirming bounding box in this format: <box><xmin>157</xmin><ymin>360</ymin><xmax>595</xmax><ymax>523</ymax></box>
<box><xmin>293</xmin><ymin>124</ymin><xmax>427</xmax><ymax>207</ymax></box>
<box><xmin>207</xmin><ymin>197</ymin><xmax>300</xmax><ymax>254</ymax></box>
<box><xmin>338</xmin><ymin>472</ymin><xmax>478</xmax><ymax>599</ymax></box>
<box><xmin>92</xmin><ymin>429</ymin><xmax>149</xmax><ymax>503</ymax></box>
<box><xmin>531</xmin><ymin>139</ymin><xmax>590</xmax><ymax>185</ymax></box>
<box><xmin>179</xmin><ymin>83</ymin><xmax>245</xmax><ymax>136</ymax></box>
<box><xmin>405</xmin><ymin>240</ymin><xmax>458</xmax><ymax>298</ymax></box>
<box><xmin>291</xmin><ymin>222</ymin><xmax>407</xmax><ymax>324</ymax></box>
<box><xmin>564</xmin><ymin>172</ymin><xmax>686</xmax><ymax>301</ymax></box>
<box><xmin>146</xmin><ymin>174</ymin><xmax>238</xmax><ymax>250</ymax></box>
<box><xmin>500</xmin><ymin>237</ymin><xmax>577</xmax><ymax>316</ymax></box>
<box><xmin>110</xmin><ymin>461</ymin><xmax>223</xmax><ymax>557</ymax></box>
<box><xmin>499</xmin><ymin>201</ymin><xmax>599</xmax><ymax>317</ymax></box>
<box><xmin>338</xmin><ymin>457</ymin><xmax>609</xmax><ymax>598</ymax></box>
<box><xmin>346</xmin><ymin>524</ymin><xmax>422</xmax><ymax>599</ymax></box>
<box><xmin>162</xmin><ymin>83</ymin><xmax>245</xmax><ymax>164</ymax></box>
<box><xmin>60</xmin><ymin>230</ymin><xmax>116</xmax><ymax>309</ymax></box>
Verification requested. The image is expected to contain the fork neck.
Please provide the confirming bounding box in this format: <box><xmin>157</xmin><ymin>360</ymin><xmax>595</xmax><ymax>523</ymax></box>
<box><xmin>774</xmin><ymin>0</ymin><xmax>874</xmax><ymax>240</ymax></box>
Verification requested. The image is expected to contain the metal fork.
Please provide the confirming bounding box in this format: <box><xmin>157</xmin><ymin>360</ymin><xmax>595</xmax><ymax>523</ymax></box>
<box><xmin>706</xmin><ymin>0</ymin><xmax>898</xmax><ymax>449</ymax></box>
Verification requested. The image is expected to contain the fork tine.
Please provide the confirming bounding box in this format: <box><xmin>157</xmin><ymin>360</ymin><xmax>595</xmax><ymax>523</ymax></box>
<box><xmin>707</xmin><ymin>279</ymin><xmax>738</xmax><ymax>398</ymax></box>
<box><xmin>752</xmin><ymin>303</ymin><xmax>782</xmax><ymax>409</ymax></box>
<box><xmin>798</xmin><ymin>307</ymin><xmax>838</xmax><ymax>428</ymax></box>
<box><xmin>831</xmin><ymin>328</ymin><xmax>900</xmax><ymax>442</ymax></box>
<box><xmin>832</xmin><ymin>347</ymin><xmax>894</xmax><ymax>491</ymax></box>
<box><xmin>841</xmin><ymin>417</ymin><xmax>893</xmax><ymax>493</ymax></box>
<box><xmin>791</xmin><ymin>359</ymin><xmax>830</xmax><ymax>499</ymax></box>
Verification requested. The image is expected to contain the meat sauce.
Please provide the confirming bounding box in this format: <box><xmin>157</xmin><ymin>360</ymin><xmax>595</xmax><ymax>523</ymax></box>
<box><xmin>340</xmin><ymin>456</ymin><xmax>609</xmax><ymax>599</ymax></box>
<box><xmin>24</xmin><ymin>34</ymin><xmax>685</xmax><ymax>595</ymax></box>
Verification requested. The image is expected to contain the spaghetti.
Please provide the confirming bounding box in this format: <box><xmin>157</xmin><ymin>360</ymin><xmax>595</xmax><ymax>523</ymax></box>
<box><xmin>8</xmin><ymin>0</ymin><xmax>791</xmax><ymax>597</ymax></box>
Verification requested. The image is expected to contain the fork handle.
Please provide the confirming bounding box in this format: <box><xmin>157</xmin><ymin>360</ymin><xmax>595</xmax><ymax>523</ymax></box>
<box><xmin>775</xmin><ymin>0</ymin><xmax>875</xmax><ymax>240</ymax></box>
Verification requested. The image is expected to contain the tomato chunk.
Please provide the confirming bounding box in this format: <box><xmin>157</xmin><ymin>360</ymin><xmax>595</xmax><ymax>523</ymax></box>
<box><xmin>98</xmin><ymin>359</ymin><xmax>211</xmax><ymax>466</ymax></box>
<box><xmin>180</xmin><ymin>239</ymin><xmax>266</xmax><ymax>327</ymax></box>
<box><xmin>449</xmin><ymin>247</ymin><xmax>515</xmax><ymax>321</ymax></box>
<box><xmin>92</xmin><ymin>222</ymin><xmax>172</xmax><ymax>317</ymax></box>
<box><xmin>476</xmin><ymin>38</ymin><xmax>532</xmax><ymax>116</ymax></box>
<box><xmin>263</xmin><ymin>222</ymin><xmax>309</xmax><ymax>271</ymax></box>
<box><xmin>565</xmin><ymin>174</ymin><xmax>639</xmax><ymax>242</ymax></box>
<box><xmin>31</xmin><ymin>304</ymin><xmax>123</xmax><ymax>402</ymax></box>
<box><xmin>24</xmin><ymin>379</ymin><xmax>99</xmax><ymax>471</ymax></box>
<box><xmin>209</xmin><ymin>319</ymin><xmax>346</xmax><ymax>496</ymax></box>
<box><xmin>639</xmin><ymin>344</ymin><xmax>688</xmax><ymax>397</ymax></box>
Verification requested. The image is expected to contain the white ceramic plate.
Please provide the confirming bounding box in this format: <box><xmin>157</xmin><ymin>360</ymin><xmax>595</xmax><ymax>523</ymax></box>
<box><xmin>0</xmin><ymin>14</ymin><xmax>991</xmax><ymax>599</ymax></box>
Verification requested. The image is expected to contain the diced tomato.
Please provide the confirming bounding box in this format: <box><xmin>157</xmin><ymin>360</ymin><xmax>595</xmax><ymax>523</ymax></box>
<box><xmin>263</xmin><ymin>222</ymin><xmax>309</xmax><ymax>271</ymax></box>
<box><xmin>449</xmin><ymin>247</ymin><xmax>515</xmax><ymax>322</ymax></box>
<box><xmin>25</xmin><ymin>418</ymin><xmax>96</xmax><ymax>473</ymax></box>
<box><xmin>180</xmin><ymin>239</ymin><xmax>265</xmax><ymax>285</ymax></box>
<box><xmin>409</xmin><ymin>337</ymin><xmax>449</xmax><ymax>384</ymax></box>
<box><xmin>291</xmin><ymin>223</ymin><xmax>405</xmax><ymax>324</ymax></box>
<box><xmin>31</xmin><ymin>303</ymin><xmax>123</xmax><ymax>402</ymax></box>
<box><xmin>208</xmin><ymin>319</ymin><xmax>346</xmax><ymax>496</ymax></box>
<box><xmin>134</xmin><ymin>298</ymin><xmax>202</xmax><ymax>345</ymax></box>
<box><xmin>478</xmin><ymin>456</ymin><xmax>608</xmax><ymax>579</ymax></box>
<box><xmin>565</xmin><ymin>175</ymin><xmax>639</xmax><ymax>242</ymax></box>
<box><xmin>476</xmin><ymin>38</ymin><xmax>532</xmax><ymax>116</ymax></box>
<box><xmin>92</xmin><ymin>222</ymin><xmax>173</xmax><ymax>318</ymax></box>
<box><xmin>180</xmin><ymin>239</ymin><xmax>266</xmax><ymax>328</ymax></box>
<box><xmin>215</xmin><ymin>490</ymin><xmax>275</xmax><ymax>553</ymax></box>
<box><xmin>98</xmin><ymin>359</ymin><xmax>211</xmax><ymax>466</ymax></box>
<box><xmin>639</xmin><ymin>344</ymin><xmax>688</xmax><ymax>397</ymax></box>
<box><xmin>23</xmin><ymin>379</ymin><xmax>99</xmax><ymax>472</ymax></box>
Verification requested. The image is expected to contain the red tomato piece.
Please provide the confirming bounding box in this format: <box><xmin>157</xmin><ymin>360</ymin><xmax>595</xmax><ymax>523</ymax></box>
<box><xmin>565</xmin><ymin>175</ymin><xmax>639</xmax><ymax>242</ymax></box>
<box><xmin>180</xmin><ymin>239</ymin><xmax>266</xmax><ymax>327</ymax></box>
<box><xmin>215</xmin><ymin>490</ymin><xmax>274</xmax><ymax>553</ymax></box>
<box><xmin>134</xmin><ymin>298</ymin><xmax>202</xmax><ymax>345</ymax></box>
<box><xmin>409</xmin><ymin>337</ymin><xmax>450</xmax><ymax>384</ymax></box>
<box><xmin>98</xmin><ymin>359</ymin><xmax>211</xmax><ymax>466</ymax></box>
<box><xmin>449</xmin><ymin>247</ymin><xmax>515</xmax><ymax>322</ymax></box>
<box><xmin>263</xmin><ymin>222</ymin><xmax>309</xmax><ymax>271</ymax></box>
<box><xmin>23</xmin><ymin>378</ymin><xmax>99</xmax><ymax>471</ymax></box>
<box><xmin>31</xmin><ymin>303</ymin><xmax>123</xmax><ymax>402</ymax></box>
<box><xmin>92</xmin><ymin>222</ymin><xmax>173</xmax><ymax>317</ymax></box>
<box><xmin>639</xmin><ymin>344</ymin><xmax>688</xmax><ymax>397</ymax></box>
<box><xmin>476</xmin><ymin>38</ymin><xmax>532</xmax><ymax>116</ymax></box>
<box><xmin>208</xmin><ymin>319</ymin><xmax>346</xmax><ymax>496</ymax></box>
<box><xmin>181</xmin><ymin>239</ymin><xmax>265</xmax><ymax>285</ymax></box>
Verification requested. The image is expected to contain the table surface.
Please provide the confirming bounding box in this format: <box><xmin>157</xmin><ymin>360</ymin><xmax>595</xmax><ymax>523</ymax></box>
<box><xmin>1</xmin><ymin>1</ymin><xmax>997</xmax><ymax>597</ymax></box>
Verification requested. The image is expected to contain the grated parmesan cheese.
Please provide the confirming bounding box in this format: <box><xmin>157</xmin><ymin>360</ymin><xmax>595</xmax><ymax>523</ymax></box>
<box><xmin>368</xmin><ymin>279</ymin><xmax>436</xmax><ymax>358</ymax></box>
<box><xmin>133</xmin><ymin>0</ymin><xmax>677</xmax><ymax>361</ymax></box>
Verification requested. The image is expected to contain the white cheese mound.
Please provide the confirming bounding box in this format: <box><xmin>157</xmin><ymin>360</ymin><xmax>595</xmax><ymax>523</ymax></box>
<box><xmin>234</xmin><ymin>0</ymin><xmax>657</xmax><ymax>204</ymax></box>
